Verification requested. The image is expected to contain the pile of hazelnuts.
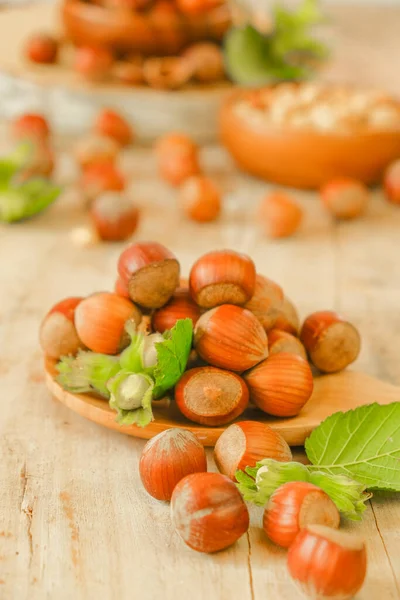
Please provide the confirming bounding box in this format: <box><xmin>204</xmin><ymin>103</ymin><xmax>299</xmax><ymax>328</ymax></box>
<box><xmin>40</xmin><ymin>241</ymin><xmax>366</xmax><ymax>598</ymax></box>
<box><xmin>24</xmin><ymin>0</ymin><xmax>227</xmax><ymax>90</ymax></box>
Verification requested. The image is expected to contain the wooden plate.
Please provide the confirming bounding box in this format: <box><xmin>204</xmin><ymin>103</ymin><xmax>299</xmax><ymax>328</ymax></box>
<box><xmin>45</xmin><ymin>359</ymin><xmax>400</xmax><ymax>446</ymax></box>
<box><xmin>0</xmin><ymin>3</ymin><xmax>232</xmax><ymax>142</ymax></box>
<box><xmin>62</xmin><ymin>0</ymin><xmax>231</xmax><ymax>55</ymax></box>
<box><xmin>220</xmin><ymin>89</ymin><xmax>400</xmax><ymax>189</ymax></box>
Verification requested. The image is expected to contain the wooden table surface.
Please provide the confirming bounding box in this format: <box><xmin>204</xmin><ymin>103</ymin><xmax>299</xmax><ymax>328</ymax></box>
<box><xmin>1</xmin><ymin>4</ymin><xmax>400</xmax><ymax>600</ymax></box>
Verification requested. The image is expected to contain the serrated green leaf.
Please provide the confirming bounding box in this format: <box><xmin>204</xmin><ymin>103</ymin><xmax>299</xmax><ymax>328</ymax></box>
<box><xmin>306</xmin><ymin>403</ymin><xmax>400</xmax><ymax>491</ymax></box>
<box><xmin>152</xmin><ymin>318</ymin><xmax>193</xmax><ymax>399</ymax></box>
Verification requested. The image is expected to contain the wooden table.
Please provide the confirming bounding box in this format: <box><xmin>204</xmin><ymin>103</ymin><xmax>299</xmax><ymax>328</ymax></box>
<box><xmin>1</xmin><ymin>5</ymin><xmax>400</xmax><ymax>600</ymax></box>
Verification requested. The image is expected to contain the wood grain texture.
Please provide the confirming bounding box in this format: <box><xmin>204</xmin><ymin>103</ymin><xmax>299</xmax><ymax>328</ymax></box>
<box><xmin>45</xmin><ymin>359</ymin><xmax>400</xmax><ymax>446</ymax></box>
<box><xmin>1</xmin><ymin>4</ymin><xmax>400</xmax><ymax>599</ymax></box>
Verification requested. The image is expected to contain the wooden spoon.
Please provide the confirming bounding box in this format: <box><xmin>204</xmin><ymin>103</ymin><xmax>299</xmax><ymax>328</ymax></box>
<box><xmin>45</xmin><ymin>359</ymin><xmax>400</xmax><ymax>446</ymax></box>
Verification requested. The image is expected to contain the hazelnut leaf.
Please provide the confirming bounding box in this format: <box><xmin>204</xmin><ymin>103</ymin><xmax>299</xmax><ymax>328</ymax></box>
<box><xmin>306</xmin><ymin>402</ymin><xmax>400</xmax><ymax>491</ymax></box>
<box><xmin>152</xmin><ymin>318</ymin><xmax>193</xmax><ymax>399</ymax></box>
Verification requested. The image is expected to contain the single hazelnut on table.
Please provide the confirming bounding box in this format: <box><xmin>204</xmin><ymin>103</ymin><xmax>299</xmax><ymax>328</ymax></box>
<box><xmin>152</xmin><ymin>287</ymin><xmax>201</xmax><ymax>333</ymax></box>
<box><xmin>80</xmin><ymin>162</ymin><xmax>125</xmax><ymax>203</ymax></box>
<box><xmin>74</xmin><ymin>45</ymin><xmax>113</xmax><ymax>81</ymax></box>
<box><xmin>384</xmin><ymin>159</ymin><xmax>400</xmax><ymax>205</ymax></box>
<box><xmin>74</xmin><ymin>292</ymin><xmax>141</xmax><ymax>354</ymax></box>
<box><xmin>171</xmin><ymin>472</ymin><xmax>249</xmax><ymax>553</ymax></box>
<box><xmin>94</xmin><ymin>108</ymin><xmax>134</xmax><ymax>147</ymax></box>
<box><xmin>117</xmin><ymin>241</ymin><xmax>180</xmax><ymax>309</ymax></box>
<box><xmin>90</xmin><ymin>192</ymin><xmax>140</xmax><ymax>242</ymax></box>
<box><xmin>263</xmin><ymin>482</ymin><xmax>340</xmax><ymax>549</ymax></box>
<box><xmin>179</xmin><ymin>175</ymin><xmax>221</xmax><ymax>223</ymax></box>
<box><xmin>183</xmin><ymin>43</ymin><xmax>224</xmax><ymax>83</ymax></box>
<box><xmin>259</xmin><ymin>191</ymin><xmax>303</xmax><ymax>239</ymax></box>
<box><xmin>244</xmin><ymin>353</ymin><xmax>313</xmax><ymax>417</ymax></box>
<box><xmin>143</xmin><ymin>57</ymin><xmax>193</xmax><ymax>90</ymax></box>
<box><xmin>244</xmin><ymin>274</ymin><xmax>284</xmax><ymax>331</ymax></box>
<box><xmin>113</xmin><ymin>60</ymin><xmax>144</xmax><ymax>86</ymax></box>
<box><xmin>39</xmin><ymin>297</ymin><xmax>84</xmax><ymax>359</ymax></box>
<box><xmin>11</xmin><ymin>113</ymin><xmax>50</xmax><ymax>142</ymax></box>
<box><xmin>268</xmin><ymin>329</ymin><xmax>307</xmax><ymax>360</ymax></box>
<box><xmin>175</xmin><ymin>366</ymin><xmax>249</xmax><ymax>426</ymax></box>
<box><xmin>214</xmin><ymin>421</ymin><xmax>292</xmax><ymax>481</ymax></box>
<box><xmin>287</xmin><ymin>525</ymin><xmax>367</xmax><ymax>599</ymax></box>
<box><xmin>194</xmin><ymin>305</ymin><xmax>268</xmax><ymax>372</ymax></box>
<box><xmin>273</xmin><ymin>296</ymin><xmax>300</xmax><ymax>336</ymax></box>
<box><xmin>114</xmin><ymin>276</ymin><xmax>130</xmax><ymax>298</ymax></box>
<box><xmin>320</xmin><ymin>177</ymin><xmax>369</xmax><ymax>220</ymax></box>
<box><xmin>155</xmin><ymin>132</ymin><xmax>200</xmax><ymax>187</ymax></box>
<box><xmin>139</xmin><ymin>428</ymin><xmax>207</xmax><ymax>501</ymax></box>
<box><xmin>25</xmin><ymin>33</ymin><xmax>58</xmax><ymax>64</ymax></box>
<box><xmin>189</xmin><ymin>249</ymin><xmax>256</xmax><ymax>308</ymax></box>
<box><xmin>300</xmin><ymin>311</ymin><xmax>361</xmax><ymax>373</ymax></box>
<box><xmin>74</xmin><ymin>135</ymin><xmax>120</xmax><ymax>170</ymax></box>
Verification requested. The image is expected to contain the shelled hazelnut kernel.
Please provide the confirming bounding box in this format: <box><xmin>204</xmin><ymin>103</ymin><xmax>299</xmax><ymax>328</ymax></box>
<box><xmin>152</xmin><ymin>287</ymin><xmax>201</xmax><ymax>333</ymax></box>
<box><xmin>244</xmin><ymin>274</ymin><xmax>284</xmax><ymax>331</ymax></box>
<box><xmin>244</xmin><ymin>353</ymin><xmax>313</xmax><ymax>417</ymax></box>
<box><xmin>113</xmin><ymin>60</ymin><xmax>144</xmax><ymax>86</ymax></box>
<box><xmin>39</xmin><ymin>297</ymin><xmax>84</xmax><ymax>359</ymax></box>
<box><xmin>118</xmin><ymin>241</ymin><xmax>180</xmax><ymax>309</ymax></box>
<box><xmin>214</xmin><ymin>421</ymin><xmax>292</xmax><ymax>480</ymax></box>
<box><xmin>139</xmin><ymin>428</ymin><xmax>207</xmax><ymax>501</ymax></box>
<box><xmin>94</xmin><ymin>109</ymin><xmax>134</xmax><ymax>147</ymax></box>
<box><xmin>268</xmin><ymin>330</ymin><xmax>307</xmax><ymax>360</ymax></box>
<box><xmin>384</xmin><ymin>159</ymin><xmax>400</xmax><ymax>205</ymax></box>
<box><xmin>194</xmin><ymin>305</ymin><xmax>268</xmax><ymax>372</ymax></box>
<box><xmin>143</xmin><ymin>57</ymin><xmax>193</xmax><ymax>90</ymax></box>
<box><xmin>81</xmin><ymin>162</ymin><xmax>125</xmax><ymax>203</ymax></box>
<box><xmin>274</xmin><ymin>296</ymin><xmax>300</xmax><ymax>336</ymax></box>
<box><xmin>183</xmin><ymin>43</ymin><xmax>224</xmax><ymax>83</ymax></box>
<box><xmin>179</xmin><ymin>176</ymin><xmax>221</xmax><ymax>223</ymax></box>
<box><xmin>189</xmin><ymin>250</ymin><xmax>256</xmax><ymax>308</ymax></box>
<box><xmin>288</xmin><ymin>525</ymin><xmax>367</xmax><ymax>599</ymax></box>
<box><xmin>74</xmin><ymin>45</ymin><xmax>113</xmax><ymax>81</ymax></box>
<box><xmin>263</xmin><ymin>482</ymin><xmax>340</xmax><ymax>548</ymax></box>
<box><xmin>25</xmin><ymin>33</ymin><xmax>58</xmax><ymax>64</ymax></box>
<box><xmin>259</xmin><ymin>191</ymin><xmax>303</xmax><ymax>239</ymax></box>
<box><xmin>155</xmin><ymin>133</ymin><xmax>200</xmax><ymax>186</ymax></box>
<box><xmin>74</xmin><ymin>292</ymin><xmax>141</xmax><ymax>354</ymax></box>
<box><xmin>171</xmin><ymin>472</ymin><xmax>249</xmax><ymax>553</ymax></box>
<box><xmin>74</xmin><ymin>135</ymin><xmax>119</xmax><ymax>170</ymax></box>
<box><xmin>320</xmin><ymin>178</ymin><xmax>369</xmax><ymax>220</ymax></box>
<box><xmin>300</xmin><ymin>311</ymin><xmax>361</xmax><ymax>373</ymax></box>
<box><xmin>175</xmin><ymin>367</ymin><xmax>249</xmax><ymax>426</ymax></box>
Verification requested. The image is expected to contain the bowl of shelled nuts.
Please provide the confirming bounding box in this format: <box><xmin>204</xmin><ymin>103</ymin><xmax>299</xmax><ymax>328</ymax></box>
<box><xmin>39</xmin><ymin>242</ymin><xmax>382</xmax><ymax>447</ymax></box>
<box><xmin>220</xmin><ymin>83</ymin><xmax>400</xmax><ymax>189</ymax></box>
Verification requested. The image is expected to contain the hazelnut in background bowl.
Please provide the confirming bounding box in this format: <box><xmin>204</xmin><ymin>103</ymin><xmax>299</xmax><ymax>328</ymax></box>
<box><xmin>220</xmin><ymin>83</ymin><xmax>400</xmax><ymax>189</ymax></box>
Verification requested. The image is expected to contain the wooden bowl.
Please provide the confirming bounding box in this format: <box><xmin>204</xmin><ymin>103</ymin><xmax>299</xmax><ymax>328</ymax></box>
<box><xmin>219</xmin><ymin>89</ymin><xmax>400</xmax><ymax>189</ymax></box>
<box><xmin>62</xmin><ymin>0</ymin><xmax>231</xmax><ymax>56</ymax></box>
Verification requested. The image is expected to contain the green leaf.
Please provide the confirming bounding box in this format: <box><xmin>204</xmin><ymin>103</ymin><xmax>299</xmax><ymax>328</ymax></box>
<box><xmin>224</xmin><ymin>25</ymin><xmax>275</xmax><ymax>86</ymax></box>
<box><xmin>152</xmin><ymin>318</ymin><xmax>193</xmax><ymax>399</ymax></box>
<box><xmin>306</xmin><ymin>403</ymin><xmax>400</xmax><ymax>491</ymax></box>
<box><xmin>0</xmin><ymin>178</ymin><xmax>61</xmax><ymax>223</ymax></box>
<box><xmin>56</xmin><ymin>351</ymin><xmax>120</xmax><ymax>398</ymax></box>
<box><xmin>108</xmin><ymin>371</ymin><xmax>154</xmax><ymax>428</ymax></box>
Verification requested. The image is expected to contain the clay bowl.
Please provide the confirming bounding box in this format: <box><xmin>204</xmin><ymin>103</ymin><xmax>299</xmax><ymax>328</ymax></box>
<box><xmin>62</xmin><ymin>0</ymin><xmax>231</xmax><ymax>56</ymax></box>
<box><xmin>219</xmin><ymin>89</ymin><xmax>400</xmax><ymax>189</ymax></box>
